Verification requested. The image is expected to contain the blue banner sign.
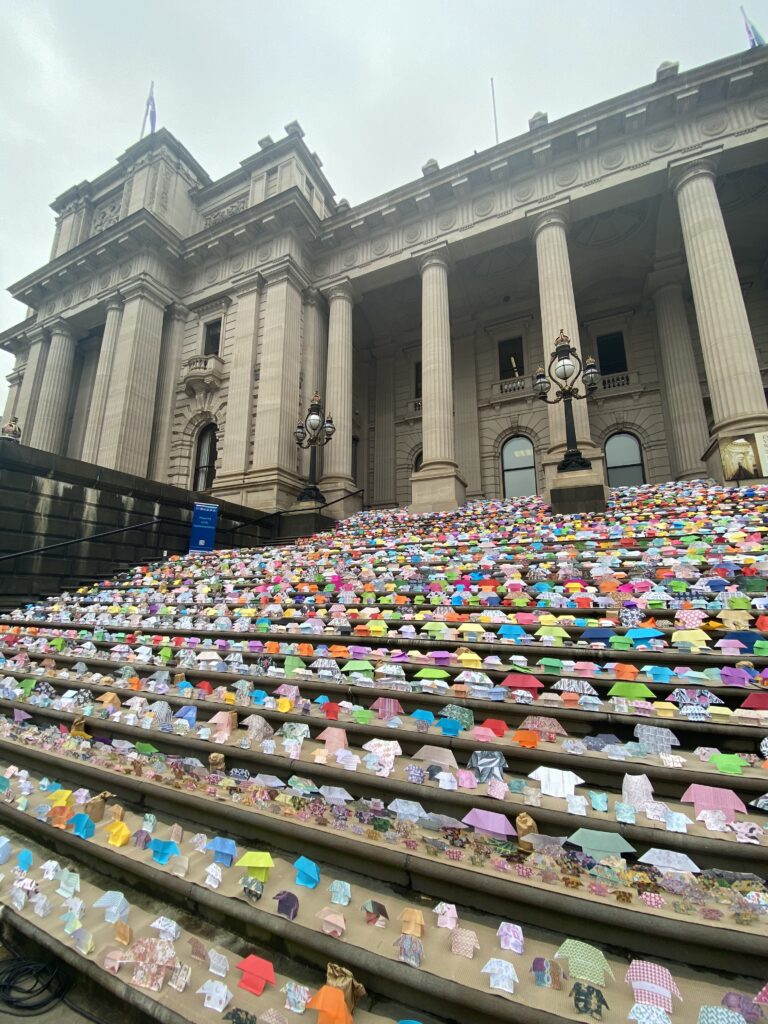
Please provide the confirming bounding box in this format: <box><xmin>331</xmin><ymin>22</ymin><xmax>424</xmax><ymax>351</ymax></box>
<box><xmin>189</xmin><ymin>502</ymin><xmax>219</xmax><ymax>553</ymax></box>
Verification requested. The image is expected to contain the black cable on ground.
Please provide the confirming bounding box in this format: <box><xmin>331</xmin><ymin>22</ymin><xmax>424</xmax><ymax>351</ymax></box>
<box><xmin>0</xmin><ymin>955</ymin><xmax>71</xmax><ymax>1015</ymax></box>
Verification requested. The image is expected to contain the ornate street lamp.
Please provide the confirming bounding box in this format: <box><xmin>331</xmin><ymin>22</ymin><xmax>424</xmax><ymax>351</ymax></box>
<box><xmin>533</xmin><ymin>329</ymin><xmax>600</xmax><ymax>473</ymax></box>
<box><xmin>294</xmin><ymin>392</ymin><xmax>335</xmax><ymax>503</ymax></box>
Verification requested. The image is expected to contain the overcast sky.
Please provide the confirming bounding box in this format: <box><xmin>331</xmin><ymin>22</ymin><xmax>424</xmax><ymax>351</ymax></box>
<box><xmin>0</xmin><ymin>0</ymin><xmax>762</xmax><ymax>410</ymax></box>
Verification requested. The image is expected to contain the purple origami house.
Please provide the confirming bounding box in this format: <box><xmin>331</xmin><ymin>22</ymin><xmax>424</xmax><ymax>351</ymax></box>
<box><xmin>461</xmin><ymin>808</ymin><xmax>516</xmax><ymax>840</ymax></box>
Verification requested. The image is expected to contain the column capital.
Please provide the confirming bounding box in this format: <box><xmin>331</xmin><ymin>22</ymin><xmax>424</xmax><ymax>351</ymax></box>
<box><xmin>646</xmin><ymin>264</ymin><xmax>689</xmax><ymax>298</ymax></box>
<box><xmin>47</xmin><ymin>318</ymin><xmax>73</xmax><ymax>339</ymax></box>
<box><xmin>414</xmin><ymin>242</ymin><xmax>452</xmax><ymax>275</ymax></box>
<box><xmin>303</xmin><ymin>286</ymin><xmax>326</xmax><ymax>309</ymax></box>
<box><xmin>527</xmin><ymin>201</ymin><xmax>570</xmax><ymax>240</ymax></box>
<box><xmin>120</xmin><ymin>276</ymin><xmax>174</xmax><ymax>309</ymax></box>
<box><xmin>166</xmin><ymin>302</ymin><xmax>189</xmax><ymax>323</ymax></box>
<box><xmin>261</xmin><ymin>255</ymin><xmax>310</xmax><ymax>292</ymax></box>
<box><xmin>232</xmin><ymin>270</ymin><xmax>264</xmax><ymax>299</ymax></box>
<box><xmin>323</xmin><ymin>278</ymin><xmax>358</xmax><ymax>305</ymax></box>
<box><xmin>103</xmin><ymin>291</ymin><xmax>124</xmax><ymax>314</ymax></box>
<box><xmin>668</xmin><ymin>152</ymin><xmax>721</xmax><ymax>195</ymax></box>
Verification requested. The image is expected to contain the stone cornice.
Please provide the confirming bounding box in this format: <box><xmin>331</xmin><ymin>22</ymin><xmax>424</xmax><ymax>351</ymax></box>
<box><xmin>260</xmin><ymin>255</ymin><xmax>311</xmax><ymax>292</ymax></box>
<box><xmin>9</xmin><ymin>210</ymin><xmax>183</xmax><ymax>309</ymax></box>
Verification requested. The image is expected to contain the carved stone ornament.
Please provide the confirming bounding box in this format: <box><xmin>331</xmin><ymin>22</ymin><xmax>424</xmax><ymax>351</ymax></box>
<box><xmin>91</xmin><ymin>198</ymin><xmax>122</xmax><ymax>236</ymax></box>
<box><xmin>203</xmin><ymin>197</ymin><xmax>247</xmax><ymax>229</ymax></box>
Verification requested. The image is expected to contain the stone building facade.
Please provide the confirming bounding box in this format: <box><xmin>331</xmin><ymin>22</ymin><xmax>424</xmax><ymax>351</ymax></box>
<box><xmin>3</xmin><ymin>49</ymin><xmax>768</xmax><ymax>515</ymax></box>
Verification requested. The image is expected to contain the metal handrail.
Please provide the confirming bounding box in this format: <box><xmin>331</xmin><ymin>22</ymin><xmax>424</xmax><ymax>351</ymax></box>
<box><xmin>0</xmin><ymin>516</ymin><xmax>168</xmax><ymax>564</ymax></box>
<box><xmin>317</xmin><ymin>488</ymin><xmax>365</xmax><ymax>513</ymax></box>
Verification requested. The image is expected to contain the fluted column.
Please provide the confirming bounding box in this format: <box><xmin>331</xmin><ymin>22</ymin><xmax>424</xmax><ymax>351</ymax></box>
<box><xmin>419</xmin><ymin>248</ymin><xmax>456</xmax><ymax>466</ymax></box>
<box><xmin>251</xmin><ymin>260</ymin><xmax>304</xmax><ymax>500</ymax></box>
<box><xmin>299</xmin><ymin>288</ymin><xmax>328</xmax><ymax>478</ymax></box>
<box><xmin>149</xmin><ymin>303</ymin><xmax>188</xmax><ymax>481</ymax></box>
<box><xmin>98</xmin><ymin>282</ymin><xmax>167</xmax><ymax>476</ymax></box>
<box><xmin>28</xmin><ymin>321</ymin><xmax>76</xmax><ymax>454</ymax></box>
<box><xmin>13</xmin><ymin>328</ymin><xmax>47</xmax><ymax>441</ymax></box>
<box><xmin>219</xmin><ymin>276</ymin><xmax>262</xmax><ymax>476</ymax></box>
<box><xmin>650</xmin><ymin>275</ymin><xmax>709</xmax><ymax>479</ymax></box>
<box><xmin>321</xmin><ymin>281</ymin><xmax>355</xmax><ymax>488</ymax></box>
<box><xmin>410</xmin><ymin>245</ymin><xmax>466</xmax><ymax>512</ymax></box>
<box><xmin>2</xmin><ymin>367</ymin><xmax>22</xmax><ymax>422</ymax></box>
<box><xmin>373</xmin><ymin>349</ymin><xmax>395</xmax><ymax>506</ymax></box>
<box><xmin>81</xmin><ymin>295</ymin><xmax>124</xmax><ymax>464</ymax></box>
<box><xmin>672</xmin><ymin>159</ymin><xmax>768</xmax><ymax>435</ymax></box>
<box><xmin>531</xmin><ymin>208</ymin><xmax>592</xmax><ymax>451</ymax></box>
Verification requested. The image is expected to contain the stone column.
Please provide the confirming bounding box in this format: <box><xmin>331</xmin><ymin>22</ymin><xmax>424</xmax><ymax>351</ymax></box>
<box><xmin>321</xmin><ymin>281</ymin><xmax>355</xmax><ymax>498</ymax></box>
<box><xmin>250</xmin><ymin>259</ymin><xmax>305</xmax><ymax>509</ymax></box>
<box><xmin>148</xmin><ymin>303</ymin><xmax>188</xmax><ymax>481</ymax></box>
<box><xmin>13</xmin><ymin>328</ymin><xmax>47</xmax><ymax>442</ymax></box>
<box><xmin>81</xmin><ymin>295</ymin><xmax>124</xmax><ymax>464</ymax></box>
<box><xmin>672</xmin><ymin>158</ymin><xmax>768</xmax><ymax>438</ymax></box>
<box><xmin>215</xmin><ymin>276</ymin><xmax>261</xmax><ymax>479</ymax></box>
<box><xmin>28</xmin><ymin>320</ymin><xmax>76</xmax><ymax>454</ymax></box>
<box><xmin>299</xmin><ymin>288</ymin><xmax>327</xmax><ymax>478</ymax></box>
<box><xmin>531</xmin><ymin>207</ymin><xmax>592</xmax><ymax>452</ymax></box>
<box><xmin>650</xmin><ymin>273</ymin><xmax>709</xmax><ymax>479</ymax></box>
<box><xmin>2</xmin><ymin>367</ymin><xmax>23</xmax><ymax>422</ymax></box>
<box><xmin>411</xmin><ymin>245</ymin><xmax>466</xmax><ymax>512</ymax></box>
<box><xmin>97</xmin><ymin>281</ymin><xmax>167</xmax><ymax>477</ymax></box>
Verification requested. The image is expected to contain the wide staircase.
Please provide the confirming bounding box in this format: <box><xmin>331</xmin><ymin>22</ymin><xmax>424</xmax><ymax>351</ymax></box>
<box><xmin>0</xmin><ymin>481</ymin><xmax>765</xmax><ymax>1024</ymax></box>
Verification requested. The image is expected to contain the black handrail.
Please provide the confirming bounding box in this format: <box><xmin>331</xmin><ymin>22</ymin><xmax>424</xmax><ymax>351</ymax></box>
<box><xmin>0</xmin><ymin>517</ymin><xmax>169</xmax><ymax>564</ymax></box>
<box><xmin>317</xmin><ymin>488</ymin><xmax>365</xmax><ymax>513</ymax></box>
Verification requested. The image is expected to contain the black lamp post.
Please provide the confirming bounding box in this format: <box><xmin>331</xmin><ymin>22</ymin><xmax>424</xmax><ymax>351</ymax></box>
<box><xmin>533</xmin><ymin>329</ymin><xmax>600</xmax><ymax>473</ymax></box>
<box><xmin>294</xmin><ymin>392</ymin><xmax>335</xmax><ymax>503</ymax></box>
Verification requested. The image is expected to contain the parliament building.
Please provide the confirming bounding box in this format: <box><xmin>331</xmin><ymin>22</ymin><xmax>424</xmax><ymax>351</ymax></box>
<box><xmin>3</xmin><ymin>47</ymin><xmax>768</xmax><ymax>516</ymax></box>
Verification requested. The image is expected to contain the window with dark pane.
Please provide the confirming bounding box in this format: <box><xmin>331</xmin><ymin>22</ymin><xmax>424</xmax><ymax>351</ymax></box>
<box><xmin>193</xmin><ymin>423</ymin><xmax>217</xmax><ymax>490</ymax></box>
<box><xmin>501</xmin><ymin>436</ymin><xmax>536</xmax><ymax>497</ymax></box>
<box><xmin>414</xmin><ymin>361</ymin><xmax>422</xmax><ymax>400</ymax></box>
<box><xmin>204</xmin><ymin>319</ymin><xmax>222</xmax><ymax>357</ymax></box>
<box><xmin>605</xmin><ymin>432</ymin><xmax>645</xmax><ymax>488</ymax></box>
<box><xmin>596</xmin><ymin>331</ymin><xmax>627</xmax><ymax>375</ymax></box>
<box><xmin>498</xmin><ymin>337</ymin><xmax>525</xmax><ymax>380</ymax></box>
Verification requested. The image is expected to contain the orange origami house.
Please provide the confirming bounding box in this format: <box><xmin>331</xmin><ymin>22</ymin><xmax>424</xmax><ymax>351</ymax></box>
<box><xmin>307</xmin><ymin>986</ymin><xmax>353</xmax><ymax>1024</ymax></box>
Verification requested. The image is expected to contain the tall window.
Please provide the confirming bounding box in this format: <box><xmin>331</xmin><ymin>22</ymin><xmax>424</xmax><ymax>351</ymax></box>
<box><xmin>265</xmin><ymin>167</ymin><xmax>279</xmax><ymax>198</ymax></box>
<box><xmin>203</xmin><ymin>319</ymin><xmax>222</xmax><ymax>357</ymax></box>
<box><xmin>605</xmin><ymin>432</ymin><xmax>645</xmax><ymax>487</ymax></box>
<box><xmin>193</xmin><ymin>424</ymin><xmax>217</xmax><ymax>491</ymax></box>
<box><xmin>498</xmin><ymin>337</ymin><xmax>525</xmax><ymax>380</ymax></box>
<box><xmin>596</xmin><ymin>331</ymin><xmax>628</xmax><ymax>375</ymax></box>
<box><xmin>501</xmin><ymin>436</ymin><xmax>536</xmax><ymax>497</ymax></box>
<box><xmin>414</xmin><ymin>361</ymin><xmax>422</xmax><ymax>400</ymax></box>
<box><xmin>414</xmin><ymin>449</ymin><xmax>423</xmax><ymax>472</ymax></box>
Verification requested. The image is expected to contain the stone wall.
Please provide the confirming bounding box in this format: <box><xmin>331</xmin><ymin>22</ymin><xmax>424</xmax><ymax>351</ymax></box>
<box><xmin>0</xmin><ymin>444</ymin><xmax>278</xmax><ymax>607</ymax></box>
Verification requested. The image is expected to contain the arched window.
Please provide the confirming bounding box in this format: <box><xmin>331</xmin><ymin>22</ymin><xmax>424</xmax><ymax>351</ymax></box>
<box><xmin>501</xmin><ymin>436</ymin><xmax>536</xmax><ymax>497</ymax></box>
<box><xmin>605</xmin><ymin>432</ymin><xmax>645</xmax><ymax>487</ymax></box>
<box><xmin>193</xmin><ymin>424</ymin><xmax>217</xmax><ymax>491</ymax></box>
<box><xmin>413</xmin><ymin>449</ymin><xmax>423</xmax><ymax>473</ymax></box>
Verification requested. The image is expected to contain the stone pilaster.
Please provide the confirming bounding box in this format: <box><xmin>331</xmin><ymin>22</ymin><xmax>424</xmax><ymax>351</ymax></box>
<box><xmin>410</xmin><ymin>245</ymin><xmax>466</xmax><ymax>512</ymax></box>
<box><xmin>149</xmin><ymin>302</ymin><xmax>188</xmax><ymax>481</ymax></box>
<box><xmin>97</xmin><ymin>280</ymin><xmax>168</xmax><ymax>477</ymax></box>
<box><xmin>218</xmin><ymin>275</ymin><xmax>262</xmax><ymax>479</ymax></box>
<box><xmin>12</xmin><ymin>329</ymin><xmax>47</xmax><ymax>442</ymax></box>
<box><xmin>372</xmin><ymin>350</ymin><xmax>395</xmax><ymax>506</ymax></box>
<box><xmin>28</xmin><ymin>320</ymin><xmax>76</xmax><ymax>454</ymax></box>
<box><xmin>248</xmin><ymin>258</ymin><xmax>306</xmax><ymax>510</ymax></box>
<box><xmin>452</xmin><ymin>330</ymin><xmax>482</xmax><ymax>497</ymax></box>
<box><xmin>81</xmin><ymin>295</ymin><xmax>124</xmax><ymax>464</ymax></box>
<box><xmin>672</xmin><ymin>158</ymin><xmax>768</xmax><ymax>441</ymax></box>
<box><xmin>530</xmin><ymin>206</ymin><xmax>593</xmax><ymax>453</ymax></box>
<box><xmin>2</xmin><ymin>367</ymin><xmax>23</xmax><ymax>422</ymax></box>
<box><xmin>649</xmin><ymin>272</ymin><xmax>709</xmax><ymax>479</ymax></box>
<box><xmin>299</xmin><ymin>288</ymin><xmax>327</xmax><ymax>479</ymax></box>
<box><xmin>320</xmin><ymin>280</ymin><xmax>356</xmax><ymax>510</ymax></box>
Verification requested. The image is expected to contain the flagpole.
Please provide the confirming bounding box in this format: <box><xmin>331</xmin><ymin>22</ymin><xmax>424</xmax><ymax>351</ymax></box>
<box><xmin>140</xmin><ymin>80</ymin><xmax>154</xmax><ymax>140</ymax></box>
<box><xmin>490</xmin><ymin>77</ymin><xmax>499</xmax><ymax>145</ymax></box>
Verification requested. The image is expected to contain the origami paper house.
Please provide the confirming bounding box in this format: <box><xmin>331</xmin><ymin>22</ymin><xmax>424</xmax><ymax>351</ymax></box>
<box><xmin>148</xmin><ymin>839</ymin><xmax>180</xmax><ymax>865</ymax></box>
<box><xmin>234</xmin><ymin>954</ymin><xmax>276</xmax><ymax>995</ymax></box>
<box><xmin>273</xmin><ymin>890</ymin><xmax>299</xmax><ymax>920</ymax></box>
<box><xmin>361</xmin><ymin>899</ymin><xmax>389</xmax><ymax>927</ymax></box>
<box><xmin>568</xmin><ymin>829</ymin><xmax>635</xmax><ymax>861</ymax></box>
<box><xmin>236</xmin><ymin>851</ymin><xmax>274</xmax><ymax>882</ymax></box>
<box><xmin>307</xmin><ymin>986</ymin><xmax>353</xmax><ymax>1024</ymax></box>
<box><xmin>624</xmin><ymin>960</ymin><xmax>682</xmax><ymax>1014</ymax></box>
<box><xmin>462</xmin><ymin>808</ymin><xmax>516</xmax><ymax>839</ymax></box>
<box><xmin>680</xmin><ymin>784</ymin><xmax>746</xmax><ymax>823</ymax></box>
<box><xmin>93</xmin><ymin>891</ymin><xmax>130</xmax><ymax>923</ymax></box>
<box><xmin>106</xmin><ymin>821</ymin><xmax>131</xmax><ymax>847</ymax></box>
<box><xmin>0</xmin><ymin>837</ymin><xmax>12</xmax><ymax>864</ymax></box>
<box><xmin>206</xmin><ymin>836</ymin><xmax>238</xmax><ymax>867</ymax></box>
<box><xmin>398</xmin><ymin>907</ymin><xmax>425</xmax><ymax>937</ymax></box>
<box><xmin>293</xmin><ymin>857</ymin><xmax>320</xmax><ymax>888</ymax></box>
<box><xmin>554</xmin><ymin>939</ymin><xmax>615</xmax><ymax>987</ymax></box>
<box><xmin>317</xmin><ymin>907</ymin><xmax>346</xmax><ymax>937</ymax></box>
<box><xmin>68</xmin><ymin>814</ymin><xmax>95</xmax><ymax>840</ymax></box>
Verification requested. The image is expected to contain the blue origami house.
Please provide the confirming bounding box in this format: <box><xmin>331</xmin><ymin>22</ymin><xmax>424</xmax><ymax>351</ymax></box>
<box><xmin>0</xmin><ymin>837</ymin><xmax>11</xmax><ymax>864</ymax></box>
<box><xmin>148</xmin><ymin>839</ymin><xmax>180</xmax><ymax>865</ymax></box>
<box><xmin>17</xmin><ymin>849</ymin><xmax>33</xmax><ymax>872</ymax></box>
<box><xmin>68</xmin><ymin>814</ymin><xmax>95</xmax><ymax>840</ymax></box>
<box><xmin>174</xmin><ymin>706</ymin><xmax>197</xmax><ymax>725</ymax></box>
<box><xmin>293</xmin><ymin>856</ymin><xmax>320</xmax><ymax>888</ymax></box>
<box><xmin>438</xmin><ymin>719</ymin><xmax>462</xmax><ymax>737</ymax></box>
<box><xmin>206</xmin><ymin>836</ymin><xmax>237</xmax><ymax>867</ymax></box>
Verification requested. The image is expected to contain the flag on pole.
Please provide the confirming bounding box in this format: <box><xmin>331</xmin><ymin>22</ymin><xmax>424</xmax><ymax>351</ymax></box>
<box><xmin>741</xmin><ymin>6</ymin><xmax>766</xmax><ymax>47</ymax></box>
<box><xmin>140</xmin><ymin>81</ymin><xmax>156</xmax><ymax>139</ymax></box>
